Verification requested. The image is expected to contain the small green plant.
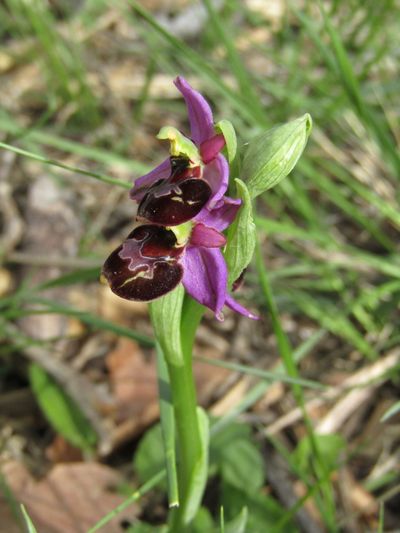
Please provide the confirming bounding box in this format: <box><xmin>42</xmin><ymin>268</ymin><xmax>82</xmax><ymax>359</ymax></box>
<box><xmin>101</xmin><ymin>76</ymin><xmax>310</xmax><ymax>531</ymax></box>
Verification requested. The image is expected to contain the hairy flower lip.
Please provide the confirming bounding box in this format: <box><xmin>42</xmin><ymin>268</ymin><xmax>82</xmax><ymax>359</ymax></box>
<box><xmin>136</xmin><ymin>155</ymin><xmax>212</xmax><ymax>227</ymax></box>
<box><xmin>138</xmin><ymin>177</ymin><xmax>212</xmax><ymax>226</ymax></box>
<box><xmin>102</xmin><ymin>225</ymin><xmax>185</xmax><ymax>302</ymax></box>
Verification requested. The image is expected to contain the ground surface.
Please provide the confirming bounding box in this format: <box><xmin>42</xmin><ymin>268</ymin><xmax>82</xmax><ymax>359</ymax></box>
<box><xmin>0</xmin><ymin>1</ymin><xmax>399</xmax><ymax>532</ymax></box>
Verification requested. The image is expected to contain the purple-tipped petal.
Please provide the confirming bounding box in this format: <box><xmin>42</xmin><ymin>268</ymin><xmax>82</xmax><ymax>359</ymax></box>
<box><xmin>225</xmin><ymin>294</ymin><xmax>259</xmax><ymax>320</ymax></box>
<box><xmin>174</xmin><ymin>76</ymin><xmax>214</xmax><ymax>145</ymax></box>
<box><xmin>130</xmin><ymin>158</ymin><xmax>171</xmax><ymax>202</ymax></box>
<box><xmin>203</xmin><ymin>153</ymin><xmax>229</xmax><ymax>207</ymax></box>
<box><xmin>190</xmin><ymin>223</ymin><xmax>226</xmax><ymax>248</ymax></box>
<box><xmin>196</xmin><ymin>195</ymin><xmax>241</xmax><ymax>231</ymax></box>
<box><xmin>200</xmin><ymin>134</ymin><xmax>225</xmax><ymax>164</ymax></box>
<box><xmin>102</xmin><ymin>225</ymin><xmax>184</xmax><ymax>301</ymax></box>
<box><xmin>181</xmin><ymin>246</ymin><xmax>227</xmax><ymax>316</ymax></box>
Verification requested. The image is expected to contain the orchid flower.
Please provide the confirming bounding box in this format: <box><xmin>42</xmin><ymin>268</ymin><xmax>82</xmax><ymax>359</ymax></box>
<box><xmin>130</xmin><ymin>76</ymin><xmax>229</xmax><ymax>211</ymax></box>
<box><xmin>103</xmin><ymin>76</ymin><xmax>257</xmax><ymax>320</ymax></box>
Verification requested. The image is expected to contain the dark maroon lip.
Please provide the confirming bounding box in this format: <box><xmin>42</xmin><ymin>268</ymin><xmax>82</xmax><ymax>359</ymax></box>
<box><xmin>137</xmin><ymin>175</ymin><xmax>211</xmax><ymax>226</ymax></box>
<box><xmin>102</xmin><ymin>225</ymin><xmax>185</xmax><ymax>301</ymax></box>
<box><xmin>135</xmin><ymin>155</ymin><xmax>210</xmax><ymax>226</ymax></box>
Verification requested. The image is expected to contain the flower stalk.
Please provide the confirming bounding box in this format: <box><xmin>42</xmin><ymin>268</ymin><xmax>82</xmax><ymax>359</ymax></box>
<box><xmin>151</xmin><ymin>294</ymin><xmax>205</xmax><ymax>530</ymax></box>
<box><xmin>167</xmin><ymin>355</ymin><xmax>201</xmax><ymax>528</ymax></box>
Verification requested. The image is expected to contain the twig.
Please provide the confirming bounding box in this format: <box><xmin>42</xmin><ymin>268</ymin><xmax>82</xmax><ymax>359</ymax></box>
<box><xmin>0</xmin><ymin>151</ymin><xmax>24</xmax><ymax>256</ymax></box>
<box><xmin>266</xmin><ymin>450</ymin><xmax>325</xmax><ymax>533</ymax></box>
<box><xmin>265</xmin><ymin>348</ymin><xmax>400</xmax><ymax>435</ymax></box>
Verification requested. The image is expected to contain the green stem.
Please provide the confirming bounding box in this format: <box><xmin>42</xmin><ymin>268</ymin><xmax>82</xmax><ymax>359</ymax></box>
<box><xmin>167</xmin><ymin>296</ymin><xmax>205</xmax><ymax>531</ymax></box>
<box><xmin>168</xmin><ymin>359</ymin><xmax>201</xmax><ymax>497</ymax></box>
<box><xmin>151</xmin><ymin>291</ymin><xmax>205</xmax><ymax>531</ymax></box>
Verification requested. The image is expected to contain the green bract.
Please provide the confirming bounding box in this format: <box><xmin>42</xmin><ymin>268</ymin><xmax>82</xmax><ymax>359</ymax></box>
<box><xmin>224</xmin><ymin>179</ymin><xmax>256</xmax><ymax>287</ymax></box>
<box><xmin>216</xmin><ymin>119</ymin><xmax>237</xmax><ymax>164</ymax></box>
<box><xmin>149</xmin><ymin>284</ymin><xmax>185</xmax><ymax>366</ymax></box>
<box><xmin>242</xmin><ymin>114</ymin><xmax>312</xmax><ymax>199</ymax></box>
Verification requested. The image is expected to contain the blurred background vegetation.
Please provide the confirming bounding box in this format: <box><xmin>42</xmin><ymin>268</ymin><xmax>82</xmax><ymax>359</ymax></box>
<box><xmin>0</xmin><ymin>1</ymin><xmax>399</xmax><ymax>532</ymax></box>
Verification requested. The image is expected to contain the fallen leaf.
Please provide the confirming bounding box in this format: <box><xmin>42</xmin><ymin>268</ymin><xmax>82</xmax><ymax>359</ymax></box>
<box><xmin>105</xmin><ymin>339</ymin><xmax>230</xmax><ymax>449</ymax></box>
<box><xmin>106</xmin><ymin>338</ymin><xmax>158</xmax><ymax>425</ymax></box>
<box><xmin>0</xmin><ymin>498</ymin><xmax>21</xmax><ymax>533</ymax></box>
<box><xmin>45</xmin><ymin>435</ymin><xmax>83</xmax><ymax>463</ymax></box>
<box><xmin>1</xmin><ymin>460</ymin><xmax>136</xmax><ymax>533</ymax></box>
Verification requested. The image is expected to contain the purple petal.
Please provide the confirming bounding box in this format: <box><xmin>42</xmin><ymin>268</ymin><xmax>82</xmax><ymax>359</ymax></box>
<box><xmin>203</xmin><ymin>153</ymin><xmax>229</xmax><ymax>207</ymax></box>
<box><xmin>190</xmin><ymin>223</ymin><xmax>226</xmax><ymax>248</ymax></box>
<box><xmin>181</xmin><ymin>246</ymin><xmax>227</xmax><ymax>317</ymax></box>
<box><xmin>174</xmin><ymin>76</ymin><xmax>214</xmax><ymax>146</ymax></box>
<box><xmin>195</xmin><ymin>195</ymin><xmax>241</xmax><ymax>231</ymax></box>
<box><xmin>129</xmin><ymin>158</ymin><xmax>171</xmax><ymax>202</ymax></box>
<box><xmin>200</xmin><ymin>134</ymin><xmax>225</xmax><ymax>164</ymax></box>
<box><xmin>225</xmin><ymin>294</ymin><xmax>259</xmax><ymax>320</ymax></box>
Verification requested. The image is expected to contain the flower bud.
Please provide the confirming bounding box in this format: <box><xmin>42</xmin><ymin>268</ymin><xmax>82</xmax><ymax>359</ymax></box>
<box><xmin>242</xmin><ymin>114</ymin><xmax>312</xmax><ymax>199</ymax></box>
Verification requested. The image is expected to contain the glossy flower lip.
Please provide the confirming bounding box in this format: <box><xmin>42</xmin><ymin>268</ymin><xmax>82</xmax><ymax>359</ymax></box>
<box><xmin>102</xmin><ymin>225</ymin><xmax>184</xmax><ymax>301</ymax></box>
<box><xmin>137</xmin><ymin>156</ymin><xmax>212</xmax><ymax>226</ymax></box>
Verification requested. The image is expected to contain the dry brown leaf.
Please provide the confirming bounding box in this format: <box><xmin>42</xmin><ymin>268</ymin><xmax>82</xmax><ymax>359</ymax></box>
<box><xmin>106</xmin><ymin>338</ymin><xmax>158</xmax><ymax>425</ymax></box>
<box><xmin>0</xmin><ymin>498</ymin><xmax>21</xmax><ymax>533</ymax></box>
<box><xmin>340</xmin><ymin>468</ymin><xmax>378</xmax><ymax>518</ymax></box>
<box><xmin>1</xmin><ymin>460</ymin><xmax>136</xmax><ymax>533</ymax></box>
<box><xmin>45</xmin><ymin>435</ymin><xmax>83</xmax><ymax>464</ymax></box>
<box><xmin>105</xmin><ymin>339</ymin><xmax>231</xmax><ymax>449</ymax></box>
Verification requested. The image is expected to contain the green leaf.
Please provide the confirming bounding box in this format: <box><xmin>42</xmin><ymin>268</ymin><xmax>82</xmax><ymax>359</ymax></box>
<box><xmin>38</xmin><ymin>267</ymin><xmax>100</xmax><ymax>290</ymax></box>
<box><xmin>133</xmin><ymin>423</ymin><xmax>166</xmax><ymax>489</ymax></box>
<box><xmin>0</xmin><ymin>141</ymin><xmax>130</xmax><ymax>190</ymax></box>
<box><xmin>24</xmin><ymin>297</ymin><xmax>154</xmax><ymax>347</ymax></box>
<box><xmin>216</xmin><ymin>119</ymin><xmax>237</xmax><ymax>164</ymax></box>
<box><xmin>155</xmin><ymin>342</ymin><xmax>179</xmax><ymax>507</ymax></box>
<box><xmin>222</xmin><ymin>484</ymin><xmax>297</xmax><ymax>532</ymax></box>
<box><xmin>381</xmin><ymin>400</ymin><xmax>400</xmax><ymax>422</ymax></box>
<box><xmin>224</xmin><ymin>507</ymin><xmax>248</xmax><ymax>533</ymax></box>
<box><xmin>126</xmin><ymin>522</ymin><xmax>167</xmax><ymax>533</ymax></box>
<box><xmin>20</xmin><ymin>505</ymin><xmax>38</xmax><ymax>533</ymax></box>
<box><xmin>225</xmin><ymin>179</ymin><xmax>256</xmax><ymax>287</ymax></box>
<box><xmin>29</xmin><ymin>363</ymin><xmax>97</xmax><ymax>450</ymax></box>
<box><xmin>242</xmin><ymin>114</ymin><xmax>312</xmax><ymax>199</ymax></box>
<box><xmin>292</xmin><ymin>433</ymin><xmax>345</xmax><ymax>474</ymax></box>
<box><xmin>150</xmin><ymin>285</ymin><xmax>184</xmax><ymax>366</ymax></box>
<box><xmin>182</xmin><ymin>407</ymin><xmax>210</xmax><ymax>523</ymax></box>
<box><xmin>211</xmin><ymin>421</ymin><xmax>264</xmax><ymax>495</ymax></box>
<box><xmin>219</xmin><ymin>437</ymin><xmax>264</xmax><ymax>496</ymax></box>
<box><xmin>191</xmin><ymin>507</ymin><xmax>215</xmax><ymax>533</ymax></box>
<box><xmin>211</xmin><ymin>420</ymin><xmax>251</xmax><ymax>457</ymax></box>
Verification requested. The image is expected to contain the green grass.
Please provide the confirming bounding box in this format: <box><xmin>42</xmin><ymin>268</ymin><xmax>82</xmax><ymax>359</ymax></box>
<box><xmin>1</xmin><ymin>0</ymin><xmax>399</xmax><ymax>531</ymax></box>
